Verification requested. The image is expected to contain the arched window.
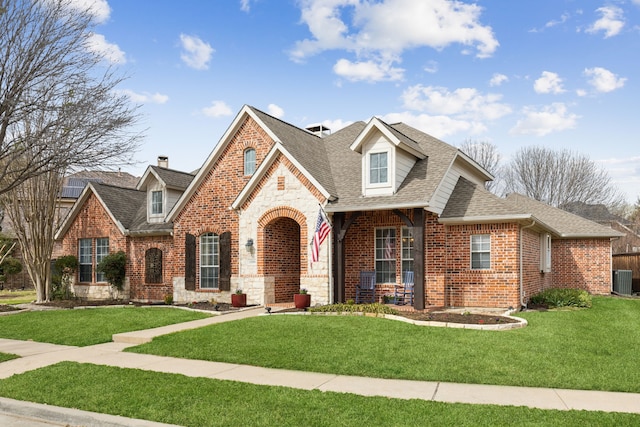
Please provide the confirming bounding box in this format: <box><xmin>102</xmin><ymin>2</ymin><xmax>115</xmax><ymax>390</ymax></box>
<box><xmin>145</xmin><ymin>248</ymin><xmax>163</xmax><ymax>283</ymax></box>
<box><xmin>244</xmin><ymin>148</ymin><xmax>256</xmax><ymax>176</ymax></box>
<box><xmin>200</xmin><ymin>233</ymin><xmax>219</xmax><ymax>289</ymax></box>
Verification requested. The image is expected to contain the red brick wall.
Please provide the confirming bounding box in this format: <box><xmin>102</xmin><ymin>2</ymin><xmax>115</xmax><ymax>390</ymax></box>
<box><xmin>173</xmin><ymin>115</ymin><xmax>275</xmax><ymax>292</ymax></box>
<box><xmin>60</xmin><ymin>193</ymin><xmax>128</xmax><ymax>286</ymax></box>
<box><xmin>444</xmin><ymin>223</ymin><xmax>520</xmax><ymax>308</ymax></box>
<box><xmin>127</xmin><ymin>235</ymin><xmax>175</xmax><ymax>302</ymax></box>
<box><xmin>552</xmin><ymin>239</ymin><xmax>611</xmax><ymax>295</ymax></box>
<box><xmin>263</xmin><ymin>217</ymin><xmax>301</xmax><ymax>302</ymax></box>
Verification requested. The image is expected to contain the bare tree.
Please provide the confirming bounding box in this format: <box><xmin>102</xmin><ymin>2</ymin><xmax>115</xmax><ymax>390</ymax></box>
<box><xmin>502</xmin><ymin>146</ymin><xmax>624</xmax><ymax>208</ymax></box>
<box><xmin>0</xmin><ymin>0</ymin><xmax>141</xmax><ymax>196</ymax></box>
<box><xmin>0</xmin><ymin>0</ymin><xmax>141</xmax><ymax>302</ymax></box>
<box><xmin>459</xmin><ymin>139</ymin><xmax>501</xmax><ymax>193</ymax></box>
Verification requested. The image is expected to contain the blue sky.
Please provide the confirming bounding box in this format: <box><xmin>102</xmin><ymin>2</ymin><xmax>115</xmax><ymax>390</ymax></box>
<box><xmin>80</xmin><ymin>0</ymin><xmax>639</xmax><ymax>203</ymax></box>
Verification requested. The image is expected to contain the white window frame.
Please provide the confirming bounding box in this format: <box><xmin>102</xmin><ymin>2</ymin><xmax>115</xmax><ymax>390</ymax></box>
<box><xmin>151</xmin><ymin>190</ymin><xmax>163</xmax><ymax>215</ymax></box>
<box><xmin>244</xmin><ymin>148</ymin><xmax>256</xmax><ymax>176</ymax></box>
<box><xmin>200</xmin><ymin>233</ymin><xmax>219</xmax><ymax>289</ymax></box>
<box><xmin>95</xmin><ymin>238</ymin><xmax>109</xmax><ymax>282</ymax></box>
<box><xmin>401</xmin><ymin>227</ymin><xmax>414</xmax><ymax>278</ymax></box>
<box><xmin>471</xmin><ymin>234</ymin><xmax>491</xmax><ymax>270</ymax></box>
<box><xmin>540</xmin><ymin>233</ymin><xmax>552</xmax><ymax>273</ymax></box>
<box><xmin>368</xmin><ymin>151</ymin><xmax>389</xmax><ymax>186</ymax></box>
<box><xmin>375</xmin><ymin>227</ymin><xmax>396</xmax><ymax>284</ymax></box>
<box><xmin>79</xmin><ymin>238</ymin><xmax>92</xmax><ymax>282</ymax></box>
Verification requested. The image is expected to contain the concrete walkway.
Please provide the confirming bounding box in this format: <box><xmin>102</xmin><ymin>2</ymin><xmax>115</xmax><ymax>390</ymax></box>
<box><xmin>1</xmin><ymin>306</ymin><xmax>640</xmax><ymax>426</ymax></box>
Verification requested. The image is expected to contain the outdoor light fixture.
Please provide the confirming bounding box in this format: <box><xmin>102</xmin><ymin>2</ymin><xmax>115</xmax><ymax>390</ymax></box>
<box><xmin>245</xmin><ymin>238</ymin><xmax>254</xmax><ymax>248</ymax></box>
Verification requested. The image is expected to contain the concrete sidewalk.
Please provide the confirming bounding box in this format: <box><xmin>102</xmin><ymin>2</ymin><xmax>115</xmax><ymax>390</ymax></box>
<box><xmin>1</xmin><ymin>305</ymin><xmax>640</xmax><ymax>426</ymax></box>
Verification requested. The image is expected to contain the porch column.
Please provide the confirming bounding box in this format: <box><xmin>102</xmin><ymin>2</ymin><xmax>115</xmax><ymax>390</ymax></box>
<box><xmin>413</xmin><ymin>208</ymin><xmax>425</xmax><ymax>310</ymax></box>
<box><xmin>332</xmin><ymin>212</ymin><xmax>346</xmax><ymax>303</ymax></box>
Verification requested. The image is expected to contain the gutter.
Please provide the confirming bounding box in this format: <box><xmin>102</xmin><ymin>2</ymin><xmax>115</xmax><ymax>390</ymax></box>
<box><xmin>520</xmin><ymin>220</ymin><xmax>536</xmax><ymax>310</ymax></box>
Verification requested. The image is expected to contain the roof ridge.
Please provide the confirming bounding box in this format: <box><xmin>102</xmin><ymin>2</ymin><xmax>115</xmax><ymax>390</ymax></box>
<box><xmin>248</xmin><ymin>105</ymin><xmax>322</xmax><ymax>140</ymax></box>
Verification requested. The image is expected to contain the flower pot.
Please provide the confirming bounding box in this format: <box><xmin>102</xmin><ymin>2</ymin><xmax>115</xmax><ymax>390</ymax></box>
<box><xmin>231</xmin><ymin>293</ymin><xmax>246</xmax><ymax>307</ymax></box>
<box><xmin>294</xmin><ymin>293</ymin><xmax>311</xmax><ymax>309</ymax></box>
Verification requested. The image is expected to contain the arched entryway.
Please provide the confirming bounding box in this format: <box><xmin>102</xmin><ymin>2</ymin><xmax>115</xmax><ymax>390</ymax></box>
<box><xmin>262</xmin><ymin>216</ymin><xmax>302</xmax><ymax>303</ymax></box>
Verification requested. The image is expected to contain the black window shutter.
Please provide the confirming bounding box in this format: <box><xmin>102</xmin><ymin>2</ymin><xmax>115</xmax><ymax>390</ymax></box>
<box><xmin>219</xmin><ymin>231</ymin><xmax>231</xmax><ymax>291</ymax></box>
<box><xmin>185</xmin><ymin>233</ymin><xmax>196</xmax><ymax>290</ymax></box>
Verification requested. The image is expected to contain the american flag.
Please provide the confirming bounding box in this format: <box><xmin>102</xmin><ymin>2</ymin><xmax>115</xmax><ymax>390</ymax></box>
<box><xmin>385</xmin><ymin>232</ymin><xmax>394</xmax><ymax>260</ymax></box>
<box><xmin>311</xmin><ymin>207</ymin><xmax>331</xmax><ymax>263</ymax></box>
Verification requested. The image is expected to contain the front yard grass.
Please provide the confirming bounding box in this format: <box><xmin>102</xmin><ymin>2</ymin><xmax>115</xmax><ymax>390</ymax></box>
<box><xmin>0</xmin><ymin>307</ymin><xmax>210</xmax><ymax>346</ymax></box>
<box><xmin>0</xmin><ymin>362</ymin><xmax>637</xmax><ymax>427</ymax></box>
<box><xmin>128</xmin><ymin>296</ymin><xmax>640</xmax><ymax>393</ymax></box>
<box><xmin>0</xmin><ymin>289</ymin><xmax>36</xmax><ymax>305</ymax></box>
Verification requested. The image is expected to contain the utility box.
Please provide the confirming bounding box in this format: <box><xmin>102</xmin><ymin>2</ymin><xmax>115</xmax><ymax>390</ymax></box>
<box><xmin>612</xmin><ymin>270</ymin><xmax>633</xmax><ymax>295</ymax></box>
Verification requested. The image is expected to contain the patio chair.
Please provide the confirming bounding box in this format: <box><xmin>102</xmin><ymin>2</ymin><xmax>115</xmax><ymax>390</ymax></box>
<box><xmin>393</xmin><ymin>271</ymin><xmax>414</xmax><ymax>305</ymax></box>
<box><xmin>355</xmin><ymin>271</ymin><xmax>376</xmax><ymax>304</ymax></box>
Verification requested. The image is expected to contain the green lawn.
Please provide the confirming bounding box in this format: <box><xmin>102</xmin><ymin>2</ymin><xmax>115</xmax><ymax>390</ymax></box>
<box><xmin>0</xmin><ymin>289</ymin><xmax>36</xmax><ymax>304</ymax></box>
<box><xmin>0</xmin><ymin>352</ymin><xmax>18</xmax><ymax>363</ymax></box>
<box><xmin>0</xmin><ymin>307</ymin><xmax>210</xmax><ymax>346</ymax></box>
<box><xmin>128</xmin><ymin>296</ymin><xmax>640</xmax><ymax>393</ymax></box>
<box><xmin>0</xmin><ymin>362</ymin><xmax>636</xmax><ymax>427</ymax></box>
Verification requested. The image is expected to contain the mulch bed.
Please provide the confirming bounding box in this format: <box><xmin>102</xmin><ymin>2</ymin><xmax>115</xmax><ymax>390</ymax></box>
<box><xmin>0</xmin><ymin>305</ymin><xmax>21</xmax><ymax>313</ymax></box>
<box><xmin>398</xmin><ymin>311</ymin><xmax>519</xmax><ymax>324</ymax></box>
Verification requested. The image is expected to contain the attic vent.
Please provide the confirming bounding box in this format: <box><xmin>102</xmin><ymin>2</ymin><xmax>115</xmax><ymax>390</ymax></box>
<box><xmin>305</xmin><ymin>124</ymin><xmax>331</xmax><ymax>138</ymax></box>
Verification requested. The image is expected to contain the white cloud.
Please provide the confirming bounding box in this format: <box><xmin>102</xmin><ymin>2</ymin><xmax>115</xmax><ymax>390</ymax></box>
<box><xmin>586</xmin><ymin>6</ymin><xmax>625</xmax><ymax>38</ymax></box>
<box><xmin>290</xmin><ymin>0</ymin><xmax>498</xmax><ymax>82</ymax></box>
<box><xmin>240</xmin><ymin>0</ymin><xmax>252</xmax><ymax>12</ymax></box>
<box><xmin>381</xmin><ymin>111</ymin><xmax>486</xmax><ymax>139</ymax></box>
<box><xmin>576</xmin><ymin>88</ymin><xmax>588</xmax><ymax>97</ymax></box>
<box><xmin>423</xmin><ymin>61</ymin><xmax>438</xmax><ymax>74</ymax></box>
<box><xmin>319</xmin><ymin>119</ymin><xmax>353</xmax><ymax>132</ymax></box>
<box><xmin>202</xmin><ymin>100</ymin><xmax>233</xmax><ymax>118</ymax></box>
<box><xmin>584</xmin><ymin>67</ymin><xmax>626</xmax><ymax>93</ymax></box>
<box><xmin>66</xmin><ymin>0</ymin><xmax>111</xmax><ymax>23</ymax></box>
<box><xmin>489</xmin><ymin>73</ymin><xmax>508</xmax><ymax>87</ymax></box>
<box><xmin>119</xmin><ymin>90</ymin><xmax>169</xmax><ymax>105</ymax></box>
<box><xmin>509</xmin><ymin>103</ymin><xmax>579</xmax><ymax>136</ymax></box>
<box><xmin>534</xmin><ymin>71</ymin><xmax>565</xmax><ymax>94</ymax></box>
<box><xmin>86</xmin><ymin>33</ymin><xmax>126</xmax><ymax>64</ymax></box>
<box><xmin>333</xmin><ymin>58</ymin><xmax>404</xmax><ymax>82</ymax></box>
<box><xmin>401</xmin><ymin>85</ymin><xmax>511</xmax><ymax>121</ymax></box>
<box><xmin>179</xmin><ymin>34</ymin><xmax>214</xmax><ymax>70</ymax></box>
<box><xmin>267</xmin><ymin>104</ymin><xmax>285</xmax><ymax>118</ymax></box>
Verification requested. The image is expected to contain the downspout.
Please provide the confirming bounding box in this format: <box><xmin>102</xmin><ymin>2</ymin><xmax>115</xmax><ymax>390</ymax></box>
<box><xmin>520</xmin><ymin>220</ymin><xmax>536</xmax><ymax>310</ymax></box>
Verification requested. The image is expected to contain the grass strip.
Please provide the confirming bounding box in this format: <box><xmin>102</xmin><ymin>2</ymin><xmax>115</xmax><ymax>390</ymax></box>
<box><xmin>0</xmin><ymin>352</ymin><xmax>18</xmax><ymax>362</ymax></box>
<box><xmin>0</xmin><ymin>307</ymin><xmax>209</xmax><ymax>346</ymax></box>
<box><xmin>0</xmin><ymin>362</ymin><xmax>637</xmax><ymax>427</ymax></box>
<box><xmin>128</xmin><ymin>296</ymin><xmax>640</xmax><ymax>393</ymax></box>
<box><xmin>0</xmin><ymin>290</ymin><xmax>36</xmax><ymax>305</ymax></box>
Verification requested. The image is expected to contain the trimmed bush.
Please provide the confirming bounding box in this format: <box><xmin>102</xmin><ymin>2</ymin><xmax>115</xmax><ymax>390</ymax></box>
<box><xmin>310</xmin><ymin>302</ymin><xmax>398</xmax><ymax>315</ymax></box>
<box><xmin>529</xmin><ymin>288</ymin><xmax>592</xmax><ymax>308</ymax></box>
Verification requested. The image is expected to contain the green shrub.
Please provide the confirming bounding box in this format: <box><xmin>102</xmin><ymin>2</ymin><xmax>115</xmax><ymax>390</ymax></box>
<box><xmin>0</xmin><ymin>257</ymin><xmax>22</xmax><ymax>282</ymax></box>
<box><xmin>52</xmin><ymin>255</ymin><xmax>78</xmax><ymax>300</ymax></box>
<box><xmin>310</xmin><ymin>302</ymin><xmax>398</xmax><ymax>315</ymax></box>
<box><xmin>529</xmin><ymin>288</ymin><xmax>592</xmax><ymax>308</ymax></box>
<box><xmin>97</xmin><ymin>251</ymin><xmax>126</xmax><ymax>291</ymax></box>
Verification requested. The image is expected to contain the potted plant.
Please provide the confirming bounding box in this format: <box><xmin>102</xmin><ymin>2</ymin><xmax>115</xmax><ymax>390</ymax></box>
<box><xmin>294</xmin><ymin>288</ymin><xmax>311</xmax><ymax>309</ymax></box>
<box><xmin>231</xmin><ymin>288</ymin><xmax>246</xmax><ymax>307</ymax></box>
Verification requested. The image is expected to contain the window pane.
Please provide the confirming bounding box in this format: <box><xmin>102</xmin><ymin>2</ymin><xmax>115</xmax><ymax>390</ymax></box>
<box><xmin>401</xmin><ymin>227</ymin><xmax>414</xmax><ymax>278</ymax></box>
<box><xmin>200</xmin><ymin>233</ymin><xmax>219</xmax><ymax>289</ymax></box>
<box><xmin>95</xmin><ymin>238</ymin><xmax>109</xmax><ymax>282</ymax></box>
<box><xmin>151</xmin><ymin>191</ymin><xmax>163</xmax><ymax>215</ymax></box>
<box><xmin>471</xmin><ymin>234</ymin><xmax>490</xmax><ymax>269</ymax></box>
<box><xmin>375</xmin><ymin>228</ymin><xmax>396</xmax><ymax>283</ymax></box>
<box><xmin>244</xmin><ymin>149</ymin><xmax>256</xmax><ymax>175</ymax></box>
<box><xmin>79</xmin><ymin>239</ymin><xmax>92</xmax><ymax>282</ymax></box>
<box><xmin>370</xmin><ymin>152</ymin><xmax>388</xmax><ymax>184</ymax></box>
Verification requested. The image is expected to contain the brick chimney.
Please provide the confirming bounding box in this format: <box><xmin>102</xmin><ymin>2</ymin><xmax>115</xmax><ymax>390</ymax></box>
<box><xmin>157</xmin><ymin>155</ymin><xmax>169</xmax><ymax>168</ymax></box>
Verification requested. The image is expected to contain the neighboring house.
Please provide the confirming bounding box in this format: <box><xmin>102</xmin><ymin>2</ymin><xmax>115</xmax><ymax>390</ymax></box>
<box><xmin>561</xmin><ymin>201</ymin><xmax>640</xmax><ymax>254</ymax></box>
<box><xmin>55</xmin><ymin>105</ymin><xmax>623</xmax><ymax>309</ymax></box>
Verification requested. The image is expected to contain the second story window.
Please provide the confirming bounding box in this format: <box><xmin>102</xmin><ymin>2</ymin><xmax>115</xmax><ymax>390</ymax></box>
<box><xmin>244</xmin><ymin>148</ymin><xmax>256</xmax><ymax>176</ymax></box>
<box><xmin>369</xmin><ymin>152</ymin><xmax>388</xmax><ymax>184</ymax></box>
<box><xmin>151</xmin><ymin>190</ymin><xmax>163</xmax><ymax>215</ymax></box>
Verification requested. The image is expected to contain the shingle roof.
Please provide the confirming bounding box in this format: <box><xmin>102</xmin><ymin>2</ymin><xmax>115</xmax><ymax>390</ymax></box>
<box><xmin>441</xmin><ymin>177</ymin><xmax>528</xmax><ymax>219</ymax></box>
<box><xmin>149</xmin><ymin>166</ymin><xmax>195</xmax><ymax>191</ymax></box>
<box><xmin>91</xmin><ymin>183</ymin><xmax>172</xmax><ymax>235</ymax></box>
<box><xmin>250</xmin><ymin>107</ymin><xmax>338</xmax><ymax>197</ymax></box>
<box><xmin>61</xmin><ymin>171</ymin><xmax>138</xmax><ymax>199</ymax></box>
<box><xmin>506</xmin><ymin>193</ymin><xmax>623</xmax><ymax>238</ymax></box>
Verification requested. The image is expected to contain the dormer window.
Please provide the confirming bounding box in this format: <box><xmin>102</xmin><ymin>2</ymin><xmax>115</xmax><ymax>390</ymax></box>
<box><xmin>151</xmin><ymin>190</ymin><xmax>163</xmax><ymax>215</ymax></box>
<box><xmin>244</xmin><ymin>148</ymin><xmax>256</xmax><ymax>176</ymax></box>
<box><xmin>369</xmin><ymin>152</ymin><xmax>388</xmax><ymax>184</ymax></box>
